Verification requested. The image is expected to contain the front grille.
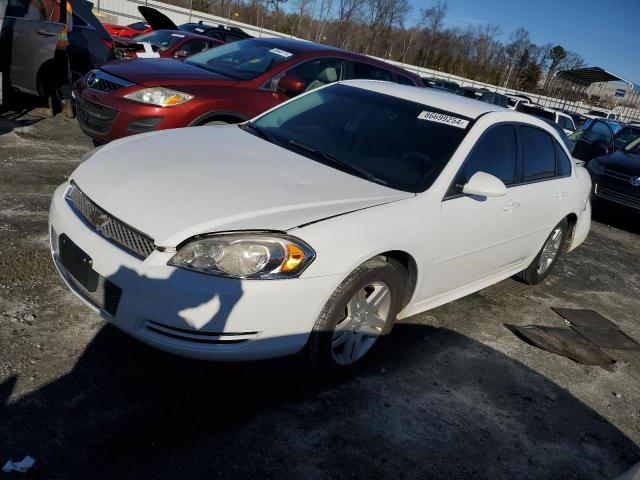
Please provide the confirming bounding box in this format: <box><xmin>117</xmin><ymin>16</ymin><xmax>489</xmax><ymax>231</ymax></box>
<box><xmin>142</xmin><ymin>320</ymin><xmax>258</xmax><ymax>345</ymax></box>
<box><xmin>76</xmin><ymin>97</ymin><xmax>118</xmax><ymax>134</ymax></box>
<box><xmin>604</xmin><ymin>168</ymin><xmax>632</xmax><ymax>182</ymax></box>
<box><xmin>595</xmin><ymin>184</ymin><xmax>640</xmax><ymax>210</ymax></box>
<box><xmin>86</xmin><ymin>70</ymin><xmax>134</xmax><ymax>93</ymax></box>
<box><xmin>65</xmin><ymin>182</ymin><xmax>156</xmax><ymax>259</ymax></box>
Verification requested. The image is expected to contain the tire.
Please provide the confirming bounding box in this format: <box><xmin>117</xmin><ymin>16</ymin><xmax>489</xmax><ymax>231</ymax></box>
<box><xmin>200</xmin><ymin>119</ymin><xmax>229</xmax><ymax>126</ymax></box>
<box><xmin>515</xmin><ymin>218</ymin><xmax>568</xmax><ymax>285</ymax></box>
<box><xmin>304</xmin><ymin>256</ymin><xmax>406</xmax><ymax>374</ymax></box>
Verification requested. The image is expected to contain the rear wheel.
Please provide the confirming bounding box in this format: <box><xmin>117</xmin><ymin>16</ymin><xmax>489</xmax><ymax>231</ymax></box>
<box><xmin>305</xmin><ymin>257</ymin><xmax>406</xmax><ymax>374</ymax></box>
<box><xmin>515</xmin><ymin>218</ymin><xmax>567</xmax><ymax>285</ymax></box>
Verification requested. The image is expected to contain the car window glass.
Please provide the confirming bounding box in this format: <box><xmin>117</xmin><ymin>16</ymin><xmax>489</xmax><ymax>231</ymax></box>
<box><xmin>555</xmin><ymin>142</ymin><xmax>572</xmax><ymax>177</ymax></box>
<box><xmin>225</xmin><ymin>32</ymin><xmax>245</xmax><ymax>42</ymax></box>
<box><xmin>136</xmin><ymin>31</ymin><xmax>186</xmax><ymax>51</ymax></box>
<box><xmin>348</xmin><ymin>62</ymin><xmax>393</xmax><ymax>82</ymax></box>
<box><xmin>6</xmin><ymin>0</ymin><xmax>49</xmax><ymax>20</ymax></box>
<box><xmin>181</xmin><ymin>40</ymin><xmax>209</xmax><ymax>55</ymax></box>
<box><xmin>614</xmin><ymin>126</ymin><xmax>640</xmax><ymax>149</ymax></box>
<box><xmin>252</xmin><ymin>84</ymin><xmax>470</xmax><ymax>193</ymax></box>
<box><xmin>450</xmin><ymin>125</ymin><xmax>517</xmax><ymax>195</ymax></box>
<box><xmin>520</xmin><ymin>126</ymin><xmax>557</xmax><ymax>181</ymax></box>
<box><xmin>287</xmin><ymin>59</ymin><xmax>345</xmax><ymax>92</ymax></box>
<box><xmin>557</xmin><ymin>116</ymin><xmax>570</xmax><ymax>129</ymax></box>
<box><xmin>206</xmin><ymin>30</ymin><xmax>223</xmax><ymax>40</ymax></box>
<box><xmin>584</xmin><ymin>120</ymin><xmax>613</xmax><ymax>144</ymax></box>
<box><xmin>396</xmin><ymin>75</ymin><xmax>415</xmax><ymax>86</ymax></box>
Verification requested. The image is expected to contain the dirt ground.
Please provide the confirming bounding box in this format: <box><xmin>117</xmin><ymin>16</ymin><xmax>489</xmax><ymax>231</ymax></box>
<box><xmin>0</xmin><ymin>106</ymin><xmax>639</xmax><ymax>480</ymax></box>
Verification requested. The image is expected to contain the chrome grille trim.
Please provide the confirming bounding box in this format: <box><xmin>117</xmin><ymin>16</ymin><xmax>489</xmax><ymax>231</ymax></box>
<box><xmin>65</xmin><ymin>182</ymin><xmax>156</xmax><ymax>259</ymax></box>
<box><xmin>604</xmin><ymin>169</ymin><xmax>632</xmax><ymax>182</ymax></box>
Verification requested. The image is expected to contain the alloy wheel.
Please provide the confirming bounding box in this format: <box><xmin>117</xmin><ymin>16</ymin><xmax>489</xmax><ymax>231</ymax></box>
<box><xmin>537</xmin><ymin>227</ymin><xmax>563</xmax><ymax>275</ymax></box>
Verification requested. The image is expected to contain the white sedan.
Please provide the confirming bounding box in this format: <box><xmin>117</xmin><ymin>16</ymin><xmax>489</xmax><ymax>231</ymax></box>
<box><xmin>49</xmin><ymin>81</ymin><xmax>592</xmax><ymax>372</ymax></box>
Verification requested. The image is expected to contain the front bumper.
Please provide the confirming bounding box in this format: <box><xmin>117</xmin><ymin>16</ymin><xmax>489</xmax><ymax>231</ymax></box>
<box><xmin>49</xmin><ymin>183</ymin><xmax>342</xmax><ymax>361</ymax></box>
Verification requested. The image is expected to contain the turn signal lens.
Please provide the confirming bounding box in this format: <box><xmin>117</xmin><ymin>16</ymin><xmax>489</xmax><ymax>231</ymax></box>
<box><xmin>282</xmin><ymin>244</ymin><xmax>305</xmax><ymax>272</ymax></box>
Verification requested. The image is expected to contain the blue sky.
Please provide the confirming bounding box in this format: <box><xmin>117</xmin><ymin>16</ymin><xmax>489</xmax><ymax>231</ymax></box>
<box><xmin>409</xmin><ymin>0</ymin><xmax>639</xmax><ymax>84</ymax></box>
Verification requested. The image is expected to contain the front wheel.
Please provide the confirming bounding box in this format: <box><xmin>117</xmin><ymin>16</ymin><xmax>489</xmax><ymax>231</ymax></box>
<box><xmin>515</xmin><ymin>218</ymin><xmax>568</xmax><ymax>285</ymax></box>
<box><xmin>304</xmin><ymin>257</ymin><xmax>406</xmax><ymax>374</ymax></box>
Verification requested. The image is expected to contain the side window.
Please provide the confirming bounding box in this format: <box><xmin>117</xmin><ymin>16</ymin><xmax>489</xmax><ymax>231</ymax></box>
<box><xmin>584</xmin><ymin>120</ymin><xmax>613</xmax><ymax>144</ymax></box>
<box><xmin>349</xmin><ymin>61</ymin><xmax>393</xmax><ymax>82</ymax></box>
<box><xmin>396</xmin><ymin>75</ymin><xmax>416</xmax><ymax>86</ymax></box>
<box><xmin>557</xmin><ymin>116</ymin><xmax>571</xmax><ymax>130</ymax></box>
<box><xmin>181</xmin><ymin>40</ymin><xmax>209</xmax><ymax>56</ymax></box>
<box><xmin>520</xmin><ymin>126</ymin><xmax>557</xmax><ymax>181</ymax></box>
<box><xmin>286</xmin><ymin>58</ymin><xmax>345</xmax><ymax>92</ymax></box>
<box><xmin>6</xmin><ymin>0</ymin><xmax>50</xmax><ymax>20</ymax></box>
<box><xmin>555</xmin><ymin>142</ymin><xmax>572</xmax><ymax>177</ymax></box>
<box><xmin>448</xmin><ymin>125</ymin><xmax>517</xmax><ymax>197</ymax></box>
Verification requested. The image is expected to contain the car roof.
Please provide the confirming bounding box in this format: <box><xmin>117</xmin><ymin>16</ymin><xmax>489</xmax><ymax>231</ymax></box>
<box><xmin>339</xmin><ymin>80</ymin><xmax>504</xmax><ymax>119</ymax></box>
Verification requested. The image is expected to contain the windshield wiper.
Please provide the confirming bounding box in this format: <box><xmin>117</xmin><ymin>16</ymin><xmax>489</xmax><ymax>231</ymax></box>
<box><xmin>243</xmin><ymin>122</ymin><xmax>277</xmax><ymax>145</ymax></box>
<box><xmin>288</xmin><ymin>140</ymin><xmax>387</xmax><ymax>185</ymax></box>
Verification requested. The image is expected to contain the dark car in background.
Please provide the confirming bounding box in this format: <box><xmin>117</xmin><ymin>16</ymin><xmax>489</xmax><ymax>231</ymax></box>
<box><xmin>587</xmin><ymin>137</ymin><xmax>640</xmax><ymax>213</ymax></box>
<box><xmin>571</xmin><ymin>119</ymin><xmax>640</xmax><ymax>163</ymax></box>
<box><xmin>74</xmin><ymin>37</ymin><xmax>423</xmax><ymax>144</ymax></box>
<box><xmin>421</xmin><ymin>77</ymin><xmax>458</xmax><ymax>92</ymax></box>
<box><xmin>114</xmin><ymin>30</ymin><xmax>222</xmax><ymax>60</ymax></box>
<box><xmin>138</xmin><ymin>6</ymin><xmax>252</xmax><ymax>43</ymax></box>
<box><xmin>0</xmin><ymin>0</ymin><xmax>113</xmax><ymax>101</ymax></box>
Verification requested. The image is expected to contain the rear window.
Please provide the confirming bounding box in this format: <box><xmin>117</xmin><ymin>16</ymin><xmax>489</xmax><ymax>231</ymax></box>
<box><xmin>251</xmin><ymin>84</ymin><xmax>470</xmax><ymax>193</ymax></box>
<box><xmin>185</xmin><ymin>40</ymin><xmax>298</xmax><ymax>80</ymax></box>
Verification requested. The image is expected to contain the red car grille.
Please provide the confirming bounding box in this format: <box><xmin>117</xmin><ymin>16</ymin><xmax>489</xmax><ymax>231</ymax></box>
<box><xmin>76</xmin><ymin>97</ymin><xmax>119</xmax><ymax>134</ymax></box>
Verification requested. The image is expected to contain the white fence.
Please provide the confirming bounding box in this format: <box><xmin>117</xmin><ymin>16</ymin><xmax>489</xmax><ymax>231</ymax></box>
<box><xmin>94</xmin><ymin>0</ymin><xmax>639</xmax><ymax>122</ymax></box>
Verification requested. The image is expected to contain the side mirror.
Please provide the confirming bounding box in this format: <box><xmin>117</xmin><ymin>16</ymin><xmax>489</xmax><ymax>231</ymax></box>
<box><xmin>462</xmin><ymin>171</ymin><xmax>507</xmax><ymax>197</ymax></box>
<box><xmin>174</xmin><ymin>50</ymin><xmax>188</xmax><ymax>59</ymax></box>
<box><xmin>277</xmin><ymin>75</ymin><xmax>305</xmax><ymax>96</ymax></box>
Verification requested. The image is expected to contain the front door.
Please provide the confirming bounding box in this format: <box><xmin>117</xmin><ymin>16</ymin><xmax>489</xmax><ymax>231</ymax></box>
<box><xmin>428</xmin><ymin>124</ymin><xmax>519</xmax><ymax>296</ymax></box>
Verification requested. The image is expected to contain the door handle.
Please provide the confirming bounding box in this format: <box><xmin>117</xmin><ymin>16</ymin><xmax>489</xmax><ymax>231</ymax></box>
<box><xmin>555</xmin><ymin>191</ymin><xmax>568</xmax><ymax>199</ymax></box>
<box><xmin>503</xmin><ymin>200</ymin><xmax>520</xmax><ymax>212</ymax></box>
<box><xmin>36</xmin><ymin>29</ymin><xmax>57</xmax><ymax>36</ymax></box>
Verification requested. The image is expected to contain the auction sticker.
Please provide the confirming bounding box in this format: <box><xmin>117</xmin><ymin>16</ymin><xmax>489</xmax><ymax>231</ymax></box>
<box><xmin>269</xmin><ymin>48</ymin><xmax>293</xmax><ymax>58</ymax></box>
<box><xmin>417</xmin><ymin>111</ymin><xmax>469</xmax><ymax>129</ymax></box>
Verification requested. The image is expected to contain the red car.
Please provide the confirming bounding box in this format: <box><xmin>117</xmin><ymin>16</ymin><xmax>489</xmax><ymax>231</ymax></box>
<box><xmin>103</xmin><ymin>21</ymin><xmax>153</xmax><ymax>38</ymax></box>
<box><xmin>75</xmin><ymin>38</ymin><xmax>424</xmax><ymax>144</ymax></box>
<box><xmin>113</xmin><ymin>30</ymin><xmax>222</xmax><ymax>60</ymax></box>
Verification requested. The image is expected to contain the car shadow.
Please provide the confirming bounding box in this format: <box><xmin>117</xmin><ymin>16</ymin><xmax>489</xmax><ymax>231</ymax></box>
<box><xmin>0</xmin><ymin>321</ymin><xmax>637</xmax><ymax>479</ymax></box>
<box><xmin>592</xmin><ymin>202</ymin><xmax>640</xmax><ymax>235</ymax></box>
<box><xmin>0</xmin><ymin>93</ymin><xmax>48</xmax><ymax>136</ymax></box>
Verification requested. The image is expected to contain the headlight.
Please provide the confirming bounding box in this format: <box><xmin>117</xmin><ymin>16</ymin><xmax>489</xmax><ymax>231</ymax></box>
<box><xmin>168</xmin><ymin>232</ymin><xmax>315</xmax><ymax>279</ymax></box>
<box><xmin>124</xmin><ymin>87</ymin><xmax>193</xmax><ymax>107</ymax></box>
<box><xmin>586</xmin><ymin>157</ymin><xmax>606</xmax><ymax>175</ymax></box>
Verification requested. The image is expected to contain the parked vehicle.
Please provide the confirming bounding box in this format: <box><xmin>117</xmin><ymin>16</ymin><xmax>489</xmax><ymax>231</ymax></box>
<box><xmin>421</xmin><ymin>77</ymin><xmax>459</xmax><ymax>92</ymax></box>
<box><xmin>103</xmin><ymin>20</ymin><xmax>152</xmax><ymax>38</ymax></box>
<box><xmin>479</xmin><ymin>91</ymin><xmax>509</xmax><ymax>107</ymax></box>
<box><xmin>0</xmin><ymin>0</ymin><xmax>114</xmax><ymax>100</ymax></box>
<box><xmin>114</xmin><ymin>30</ymin><xmax>222</xmax><ymax>60</ymax></box>
<box><xmin>613</xmin><ymin>125</ymin><xmax>640</xmax><ymax>151</ymax></box>
<box><xmin>454</xmin><ymin>86</ymin><xmax>481</xmax><ymax>99</ymax></box>
<box><xmin>587</xmin><ymin>137</ymin><xmax>640</xmax><ymax>213</ymax></box>
<box><xmin>579</xmin><ymin>117</ymin><xmax>624</xmax><ymax>134</ymax></box>
<box><xmin>572</xmin><ymin>118</ymin><xmax>616</xmax><ymax>163</ymax></box>
<box><xmin>560</xmin><ymin>109</ymin><xmax>587</xmax><ymax>129</ymax></box>
<box><xmin>586</xmin><ymin>109</ymin><xmax>617</xmax><ymax>120</ymax></box>
<box><xmin>138</xmin><ymin>6</ymin><xmax>252</xmax><ymax>43</ymax></box>
<box><xmin>517</xmin><ymin>103</ymin><xmax>576</xmax><ymax>135</ymax></box>
<box><xmin>506</xmin><ymin>95</ymin><xmax>527</xmax><ymax>111</ymax></box>
<box><xmin>74</xmin><ymin>37</ymin><xmax>423</xmax><ymax>143</ymax></box>
<box><xmin>50</xmin><ymin>81</ymin><xmax>591</xmax><ymax>370</ymax></box>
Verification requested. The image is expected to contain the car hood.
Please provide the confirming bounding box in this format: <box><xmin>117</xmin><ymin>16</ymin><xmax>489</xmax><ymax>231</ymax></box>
<box><xmin>101</xmin><ymin>59</ymin><xmax>237</xmax><ymax>87</ymax></box>
<box><xmin>599</xmin><ymin>150</ymin><xmax>640</xmax><ymax>176</ymax></box>
<box><xmin>138</xmin><ymin>5</ymin><xmax>178</xmax><ymax>30</ymax></box>
<box><xmin>71</xmin><ymin>126</ymin><xmax>413</xmax><ymax>246</ymax></box>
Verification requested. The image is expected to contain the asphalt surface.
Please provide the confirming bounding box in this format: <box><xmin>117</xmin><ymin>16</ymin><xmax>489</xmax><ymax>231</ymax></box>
<box><xmin>0</xmin><ymin>105</ymin><xmax>639</xmax><ymax>480</ymax></box>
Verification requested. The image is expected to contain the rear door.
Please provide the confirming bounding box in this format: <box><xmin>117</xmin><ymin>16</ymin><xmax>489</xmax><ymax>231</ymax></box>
<box><xmin>5</xmin><ymin>0</ymin><xmax>63</xmax><ymax>94</ymax></box>
<box><xmin>505</xmin><ymin>125</ymin><xmax>575</xmax><ymax>264</ymax></box>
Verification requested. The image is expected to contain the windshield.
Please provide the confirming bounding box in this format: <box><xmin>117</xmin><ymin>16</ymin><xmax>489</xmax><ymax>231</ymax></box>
<box><xmin>616</xmin><ymin>126</ymin><xmax>640</xmax><ymax>150</ymax></box>
<box><xmin>625</xmin><ymin>137</ymin><xmax>640</xmax><ymax>154</ymax></box>
<box><xmin>135</xmin><ymin>31</ymin><xmax>185</xmax><ymax>51</ymax></box>
<box><xmin>185</xmin><ymin>40</ymin><xmax>297</xmax><ymax>80</ymax></box>
<box><xmin>250</xmin><ymin>84</ymin><xmax>471</xmax><ymax>193</ymax></box>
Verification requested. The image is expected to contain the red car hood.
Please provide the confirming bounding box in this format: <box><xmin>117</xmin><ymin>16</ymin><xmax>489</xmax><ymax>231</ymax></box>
<box><xmin>101</xmin><ymin>59</ymin><xmax>238</xmax><ymax>87</ymax></box>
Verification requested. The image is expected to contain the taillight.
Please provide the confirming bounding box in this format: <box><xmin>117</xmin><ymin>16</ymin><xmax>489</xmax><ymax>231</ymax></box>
<box><xmin>102</xmin><ymin>38</ymin><xmax>114</xmax><ymax>50</ymax></box>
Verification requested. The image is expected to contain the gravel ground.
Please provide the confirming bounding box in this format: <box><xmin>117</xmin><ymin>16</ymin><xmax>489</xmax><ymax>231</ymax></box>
<box><xmin>0</xmin><ymin>106</ymin><xmax>639</xmax><ymax>480</ymax></box>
